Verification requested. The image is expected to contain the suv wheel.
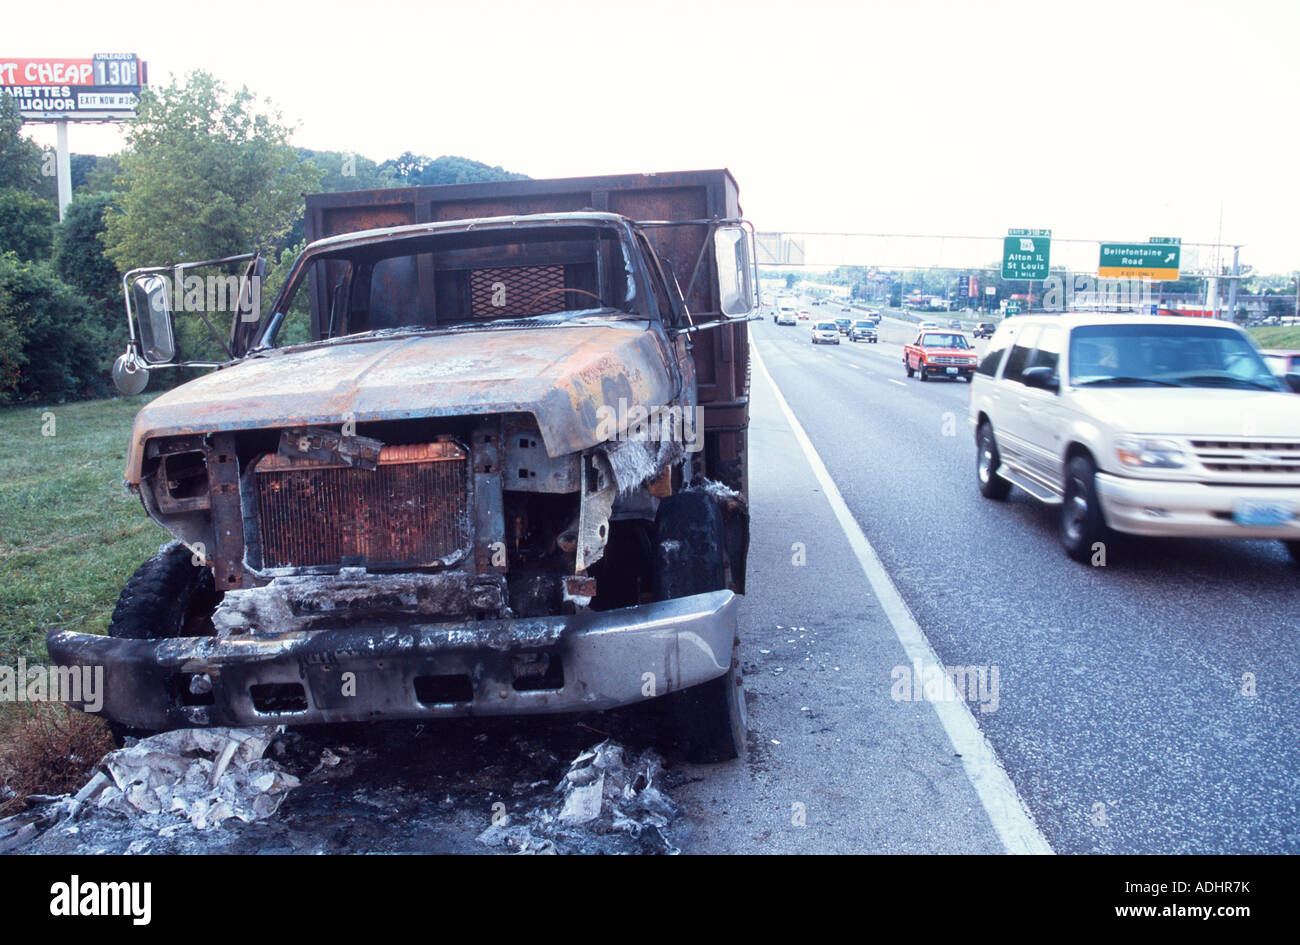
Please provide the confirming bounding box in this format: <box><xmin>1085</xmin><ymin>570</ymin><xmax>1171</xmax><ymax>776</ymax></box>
<box><xmin>1284</xmin><ymin>541</ymin><xmax>1300</xmax><ymax>566</ymax></box>
<box><xmin>977</xmin><ymin>424</ymin><xmax>1011</xmax><ymax>500</ymax></box>
<box><xmin>1062</xmin><ymin>455</ymin><xmax>1107</xmax><ymax>562</ymax></box>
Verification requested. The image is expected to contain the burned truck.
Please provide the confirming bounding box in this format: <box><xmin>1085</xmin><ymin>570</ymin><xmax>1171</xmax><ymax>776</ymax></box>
<box><xmin>48</xmin><ymin>170</ymin><xmax>756</xmax><ymax>761</ymax></box>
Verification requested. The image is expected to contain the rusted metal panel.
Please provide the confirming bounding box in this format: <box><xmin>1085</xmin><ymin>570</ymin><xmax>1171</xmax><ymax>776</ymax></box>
<box><xmin>206</xmin><ymin>433</ymin><xmax>246</xmax><ymax>590</ymax></box>
<box><xmin>253</xmin><ymin>441</ymin><xmax>470</xmax><ymax>570</ymax></box>
<box><xmin>124</xmin><ymin>324</ymin><xmax>676</xmax><ymax>482</ymax></box>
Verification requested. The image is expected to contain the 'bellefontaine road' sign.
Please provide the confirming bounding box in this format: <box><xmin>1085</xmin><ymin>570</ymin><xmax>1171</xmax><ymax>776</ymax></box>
<box><xmin>1001</xmin><ymin>229</ymin><xmax>1052</xmax><ymax>280</ymax></box>
<box><xmin>1098</xmin><ymin>238</ymin><xmax>1181</xmax><ymax>280</ymax></box>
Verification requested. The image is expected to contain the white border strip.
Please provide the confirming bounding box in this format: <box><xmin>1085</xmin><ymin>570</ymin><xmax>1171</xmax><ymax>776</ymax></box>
<box><xmin>750</xmin><ymin>339</ymin><xmax>1053</xmax><ymax>855</ymax></box>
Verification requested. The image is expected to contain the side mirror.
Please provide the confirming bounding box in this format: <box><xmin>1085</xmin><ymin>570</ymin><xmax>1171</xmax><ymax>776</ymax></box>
<box><xmin>130</xmin><ymin>274</ymin><xmax>177</xmax><ymax>363</ymax></box>
<box><xmin>1022</xmin><ymin>365</ymin><xmax>1059</xmax><ymax>392</ymax></box>
<box><xmin>1285</xmin><ymin>372</ymin><xmax>1300</xmax><ymax>394</ymax></box>
<box><xmin>111</xmin><ymin>350</ymin><xmax>150</xmax><ymax>395</ymax></box>
<box><xmin>714</xmin><ymin>225</ymin><xmax>756</xmax><ymax>317</ymax></box>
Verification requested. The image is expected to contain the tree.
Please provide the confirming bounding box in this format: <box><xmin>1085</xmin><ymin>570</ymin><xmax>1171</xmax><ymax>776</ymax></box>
<box><xmin>54</xmin><ymin>192</ymin><xmax>122</xmax><ymax>341</ymax></box>
<box><xmin>0</xmin><ymin>188</ymin><xmax>56</xmax><ymax>261</ymax></box>
<box><xmin>102</xmin><ymin>70</ymin><xmax>322</xmax><ymax>270</ymax></box>
<box><xmin>0</xmin><ymin>253</ymin><xmax>105</xmax><ymax>404</ymax></box>
<box><xmin>0</xmin><ymin>93</ymin><xmax>44</xmax><ymax>193</ymax></box>
<box><xmin>378</xmin><ymin>152</ymin><xmax>528</xmax><ymax>187</ymax></box>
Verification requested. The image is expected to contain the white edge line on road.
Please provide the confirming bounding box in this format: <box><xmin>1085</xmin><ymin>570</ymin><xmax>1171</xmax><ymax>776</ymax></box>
<box><xmin>888</xmin><ymin>379</ymin><xmax>907</xmax><ymax>387</ymax></box>
<box><xmin>750</xmin><ymin>339</ymin><xmax>1054</xmax><ymax>856</ymax></box>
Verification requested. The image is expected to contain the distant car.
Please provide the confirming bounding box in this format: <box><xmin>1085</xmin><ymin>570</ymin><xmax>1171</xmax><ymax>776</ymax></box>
<box><xmin>948</xmin><ymin>319</ymin><xmax>963</xmax><ymax>329</ymax></box>
<box><xmin>835</xmin><ymin>317</ymin><xmax>852</xmax><ymax>334</ymax></box>
<box><xmin>903</xmin><ymin>330</ymin><xmax>977</xmax><ymax>382</ymax></box>
<box><xmin>848</xmin><ymin>320</ymin><xmax>878</xmax><ymax>343</ymax></box>
<box><xmin>973</xmin><ymin>322</ymin><xmax>996</xmax><ymax>339</ymax></box>
<box><xmin>842</xmin><ymin>305</ymin><xmax>853</xmax><ymax>313</ymax></box>
<box><xmin>797</xmin><ymin>309</ymin><xmax>811</xmax><ymax>320</ymax></box>
<box><xmin>812</xmin><ymin>321</ymin><xmax>840</xmax><ymax>345</ymax></box>
<box><xmin>918</xmin><ymin>321</ymin><xmax>939</xmax><ymax>330</ymax></box>
<box><xmin>776</xmin><ymin>308</ymin><xmax>797</xmax><ymax>326</ymax></box>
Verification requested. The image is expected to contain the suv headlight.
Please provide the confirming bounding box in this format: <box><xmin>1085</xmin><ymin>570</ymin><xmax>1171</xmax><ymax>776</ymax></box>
<box><xmin>1114</xmin><ymin>436</ymin><xmax>1187</xmax><ymax>470</ymax></box>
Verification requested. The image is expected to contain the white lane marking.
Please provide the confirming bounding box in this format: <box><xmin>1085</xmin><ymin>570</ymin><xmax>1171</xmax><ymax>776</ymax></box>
<box><xmin>750</xmin><ymin>340</ymin><xmax>1054</xmax><ymax>856</ymax></box>
<box><xmin>849</xmin><ymin>364</ymin><xmax>860</xmax><ymax>370</ymax></box>
<box><xmin>888</xmin><ymin>379</ymin><xmax>907</xmax><ymax>387</ymax></box>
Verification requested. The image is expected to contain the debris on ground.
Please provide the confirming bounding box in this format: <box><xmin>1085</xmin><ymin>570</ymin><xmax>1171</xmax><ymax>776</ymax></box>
<box><xmin>476</xmin><ymin>739</ymin><xmax>680</xmax><ymax>854</ymax></box>
<box><xmin>0</xmin><ymin>726</ymin><xmax>299</xmax><ymax>848</ymax></box>
<box><xmin>93</xmin><ymin>727</ymin><xmax>299</xmax><ymax>829</ymax></box>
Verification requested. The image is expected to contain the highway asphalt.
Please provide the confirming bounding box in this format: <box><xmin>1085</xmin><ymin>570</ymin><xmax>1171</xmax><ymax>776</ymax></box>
<box><xmin>743</xmin><ymin>309</ymin><xmax>1299</xmax><ymax>854</ymax></box>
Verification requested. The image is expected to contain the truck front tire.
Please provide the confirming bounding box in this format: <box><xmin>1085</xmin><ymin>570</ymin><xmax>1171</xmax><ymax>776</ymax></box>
<box><xmin>105</xmin><ymin>541</ymin><xmax>219</xmax><ymax>741</ymax></box>
<box><xmin>654</xmin><ymin>491</ymin><xmax>747</xmax><ymax>762</ymax></box>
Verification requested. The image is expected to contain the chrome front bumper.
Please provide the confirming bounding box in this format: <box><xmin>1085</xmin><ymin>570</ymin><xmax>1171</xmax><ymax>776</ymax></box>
<box><xmin>46</xmin><ymin>590</ymin><xmax>738</xmax><ymax>730</ymax></box>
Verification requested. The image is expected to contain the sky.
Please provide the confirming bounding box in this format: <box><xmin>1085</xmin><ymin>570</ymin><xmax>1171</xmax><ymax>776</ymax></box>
<box><xmin>11</xmin><ymin>0</ymin><xmax>1300</xmax><ymax>273</ymax></box>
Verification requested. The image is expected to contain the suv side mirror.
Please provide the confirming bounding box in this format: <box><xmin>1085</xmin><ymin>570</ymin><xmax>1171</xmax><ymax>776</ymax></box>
<box><xmin>130</xmin><ymin>274</ymin><xmax>177</xmax><ymax>363</ymax></box>
<box><xmin>1022</xmin><ymin>365</ymin><xmax>1059</xmax><ymax>392</ymax></box>
<box><xmin>714</xmin><ymin>225</ymin><xmax>756</xmax><ymax>316</ymax></box>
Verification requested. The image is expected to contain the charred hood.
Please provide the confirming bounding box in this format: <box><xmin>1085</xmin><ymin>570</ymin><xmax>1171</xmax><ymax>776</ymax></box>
<box><xmin>125</xmin><ymin>321</ymin><xmax>677</xmax><ymax>482</ymax></box>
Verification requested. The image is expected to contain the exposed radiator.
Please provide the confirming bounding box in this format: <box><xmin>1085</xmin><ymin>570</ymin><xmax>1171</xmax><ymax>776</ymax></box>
<box><xmin>253</xmin><ymin>441</ymin><xmax>470</xmax><ymax>569</ymax></box>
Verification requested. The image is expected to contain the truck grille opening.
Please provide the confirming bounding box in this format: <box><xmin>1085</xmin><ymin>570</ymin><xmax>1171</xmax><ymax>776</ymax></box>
<box><xmin>253</xmin><ymin>440</ymin><xmax>470</xmax><ymax>569</ymax></box>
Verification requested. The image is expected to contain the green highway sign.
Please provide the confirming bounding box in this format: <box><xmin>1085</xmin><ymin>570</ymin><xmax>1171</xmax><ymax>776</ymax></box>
<box><xmin>1099</xmin><ymin>241</ymin><xmax>1181</xmax><ymax>280</ymax></box>
<box><xmin>1002</xmin><ymin>229</ymin><xmax>1052</xmax><ymax>280</ymax></box>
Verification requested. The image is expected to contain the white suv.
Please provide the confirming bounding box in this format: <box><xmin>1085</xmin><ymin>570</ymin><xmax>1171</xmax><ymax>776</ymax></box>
<box><xmin>969</xmin><ymin>314</ymin><xmax>1300</xmax><ymax>562</ymax></box>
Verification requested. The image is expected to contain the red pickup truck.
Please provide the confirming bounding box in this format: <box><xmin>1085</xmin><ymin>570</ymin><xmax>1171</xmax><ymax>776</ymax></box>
<box><xmin>904</xmin><ymin>329</ymin><xmax>978</xmax><ymax>382</ymax></box>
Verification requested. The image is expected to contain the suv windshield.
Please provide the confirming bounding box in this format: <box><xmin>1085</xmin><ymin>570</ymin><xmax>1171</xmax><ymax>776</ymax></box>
<box><xmin>816</xmin><ymin>322</ymin><xmax>837</xmax><ymax>330</ymax></box>
<box><xmin>265</xmin><ymin>223</ymin><xmax>643</xmax><ymax>347</ymax></box>
<box><xmin>1069</xmin><ymin>323</ymin><xmax>1281</xmax><ymax>390</ymax></box>
<box><xmin>853</xmin><ymin>321</ymin><xmax>872</xmax><ymax>328</ymax></box>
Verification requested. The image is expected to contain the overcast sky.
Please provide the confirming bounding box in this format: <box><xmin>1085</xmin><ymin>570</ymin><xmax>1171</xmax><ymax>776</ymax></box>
<box><xmin>14</xmin><ymin>0</ymin><xmax>1300</xmax><ymax>272</ymax></box>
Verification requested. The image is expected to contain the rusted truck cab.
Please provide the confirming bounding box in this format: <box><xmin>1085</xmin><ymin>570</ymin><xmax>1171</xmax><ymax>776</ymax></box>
<box><xmin>49</xmin><ymin>171</ymin><xmax>756</xmax><ymax>761</ymax></box>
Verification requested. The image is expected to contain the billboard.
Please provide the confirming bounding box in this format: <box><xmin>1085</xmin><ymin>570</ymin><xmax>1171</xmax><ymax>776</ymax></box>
<box><xmin>0</xmin><ymin>54</ymin><xmax>147</xmax><ymax>121</ymax></box>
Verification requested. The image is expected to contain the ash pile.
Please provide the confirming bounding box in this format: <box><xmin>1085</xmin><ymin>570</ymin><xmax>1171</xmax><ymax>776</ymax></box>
<box><xmin>477</xmin><ymin>739</ymin><xmax>680</xmax><ymax>854</ymax></box>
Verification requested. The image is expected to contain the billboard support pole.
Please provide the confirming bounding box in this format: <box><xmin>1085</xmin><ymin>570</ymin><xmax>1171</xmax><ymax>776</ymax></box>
<box><xmin>55</xmin><ymin>119</ymin><xmax>71</xmax><ymax>221</ymax></box>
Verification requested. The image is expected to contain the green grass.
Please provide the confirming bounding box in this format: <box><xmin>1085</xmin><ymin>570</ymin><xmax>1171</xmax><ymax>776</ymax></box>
<box><xmin>1249</xmin><ymin>326</ymin><xmax>1300</xmax><ymax>348</ymax></box>
<box><xmin>0</xmin><ymin>396</ymin><xmax>170</xmax><ymax>663</ymax></box>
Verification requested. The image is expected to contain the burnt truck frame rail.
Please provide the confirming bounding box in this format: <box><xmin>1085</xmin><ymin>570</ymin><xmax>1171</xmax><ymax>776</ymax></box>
<box><xmin>48</xmin><ymin>589</ymin><xmax>736</xmax><ymax>730</ymax></box>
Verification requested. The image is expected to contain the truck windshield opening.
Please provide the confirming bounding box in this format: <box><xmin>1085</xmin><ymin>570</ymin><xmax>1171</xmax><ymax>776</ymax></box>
<box><xmin>268</xmin><ymin>223</ymin><xmax>639</xmax><ymax>346</ymax></box>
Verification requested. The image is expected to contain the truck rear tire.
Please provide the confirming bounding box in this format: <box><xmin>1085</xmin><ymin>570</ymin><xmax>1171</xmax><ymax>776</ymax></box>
<box><xmin>105</xmin><ymin>541</ymin><xmax>219</xmax><ymax>742</ymax></box>
<box><xmin>654</xmin><ymin>491</ymin><xmax>746</xmax><ymax>762</ymax></box>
